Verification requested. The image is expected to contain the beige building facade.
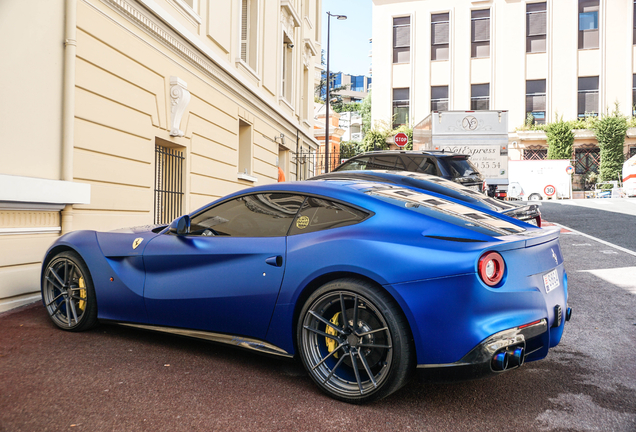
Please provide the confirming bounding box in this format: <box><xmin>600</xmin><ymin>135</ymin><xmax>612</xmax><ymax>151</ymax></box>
<box><xmin>371</xmin><ymin>0</ymin><xmax>636</xmax><ymax>160</ymax></box>
<box><xmin>0</xmin><ymin>0</ymin><xmax>322</xmax><ymax>312</ymax></box>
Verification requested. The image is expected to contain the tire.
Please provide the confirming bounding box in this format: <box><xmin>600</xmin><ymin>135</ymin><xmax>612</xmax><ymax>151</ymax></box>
<box><xmin>297</xmin><ymin>279</ymin><xmax>414</xmax><ymax>403</ymax></box>
<box><xmin>528</xmin><ymin>193</ymin><xmax>543</xmax><ymax>201</ymax></box>
<box><xmin>41</xmin><ymin>251</ymin><xmax>98</xmax><ymax>332</ymax></box>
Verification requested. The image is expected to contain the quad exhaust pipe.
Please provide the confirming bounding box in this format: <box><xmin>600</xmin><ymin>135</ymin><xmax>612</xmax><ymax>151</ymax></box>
<box><xmin>492</xmin><ymin>346</ymin><xmax>525</xmax><ymax>371</ymax></box>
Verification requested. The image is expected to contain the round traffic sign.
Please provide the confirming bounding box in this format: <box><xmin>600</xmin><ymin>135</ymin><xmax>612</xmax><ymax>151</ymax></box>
<box><xmin>544</xmin><ymin>185</ymin><xmax>556</xmax><ymax>196</ymax></box>
<box><xmin>394</xmin><ymin>132</ymin><xmax>408</xmax><ymax>147</ymax></box>
<box><xmin>565</xmin><ymin>165</ymin><xmax>574</xmax><ymax>175</ymax></box>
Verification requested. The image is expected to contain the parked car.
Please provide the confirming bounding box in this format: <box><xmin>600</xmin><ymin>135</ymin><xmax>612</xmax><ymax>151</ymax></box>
<box><xmin>311</xmin><ymin>170</ymin><xmax>542</xmax><ymax>226</ymax></box>
<box><xmin>333</xmin><ymin>150</ymin><xmax>485</xmax><ymax>191</ymax></box>
<box><xmin>41</xmin><ymin>179</ymin><xmax>570</xmax><ymax>403</ymax></box>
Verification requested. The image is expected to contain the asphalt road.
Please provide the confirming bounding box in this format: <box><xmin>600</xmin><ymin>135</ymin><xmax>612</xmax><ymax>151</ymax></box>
<box><xmin>538</xmin><ymin>198</ymin><xmax>636</xmax><ymax>252</ymax></box>
<box><xmin>1</xmin><ymin>206</ymin><xmax>635</xmax><ymax>431</ymax></box>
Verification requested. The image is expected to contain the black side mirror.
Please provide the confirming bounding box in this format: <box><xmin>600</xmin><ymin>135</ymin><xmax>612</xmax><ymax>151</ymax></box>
<box><xmin>168</xmin><ymin>215</ymin><xmax>191</xmax><ymax>235</ymax></box>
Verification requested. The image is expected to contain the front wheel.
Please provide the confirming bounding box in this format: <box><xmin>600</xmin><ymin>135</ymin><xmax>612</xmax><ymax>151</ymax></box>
<box><xmin>297</xmin><ymin>279</ymin><xmax>414</xmax><ymax>403</ymax></box>
<box><xmin>42</xmin><ymin>251</ymin><xmax>98</xmax><ymax>331</ymax></box>
<box><xmin>528</xmin><ymin>193</ymin><xmax>543</xmax><ymax>201</ymax></box>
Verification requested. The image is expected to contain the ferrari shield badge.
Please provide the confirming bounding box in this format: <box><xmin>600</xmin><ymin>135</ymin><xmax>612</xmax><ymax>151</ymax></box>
<box><xmin>132</xmin><ymin>238</ymin><xmax>144</xmax><ymax>250</ymax></box>
<box><xmin>296</xmin><ymin>215</ymin><xmax>309</xmax><ymax>230</ymax></box>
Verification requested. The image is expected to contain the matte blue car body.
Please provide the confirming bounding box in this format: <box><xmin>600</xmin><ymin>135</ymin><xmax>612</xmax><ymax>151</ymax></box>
<box><xmin>42</xmin><ymin>179</ymin><xmax>568</xmax><ymax>369</ymax></box>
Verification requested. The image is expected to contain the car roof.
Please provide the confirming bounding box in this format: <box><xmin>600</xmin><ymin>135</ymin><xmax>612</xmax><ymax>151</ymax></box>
<box><xmin>311</xmin><ymin>170</ymin><xmax>519</xmax><ymax>213</ymax></box>
<box><xmin>347</xmin><ymin>150</ymin><xmax>468</xmax><ymax>158</ymax></box>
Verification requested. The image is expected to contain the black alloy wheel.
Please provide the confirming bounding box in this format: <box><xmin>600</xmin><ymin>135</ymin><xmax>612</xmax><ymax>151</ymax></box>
<box><xmin>297</xmin><ymin>279</ymin><xmax>414</xmax><ymax>403</ymax></box>
<box><xmin>42</xmin><ymin>251</ymin><xmax>98</xmax><ymax>331</ymax></box>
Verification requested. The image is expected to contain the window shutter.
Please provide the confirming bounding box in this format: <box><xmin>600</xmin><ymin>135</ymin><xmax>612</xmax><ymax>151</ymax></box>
<box><xmin>241</xmin><ymin>0</ymin><xmax>248</xmax><ymax>62</ymax></box>
<box><xmin>527</xmin><ymin>11</ymin><xmax>546</xmax><ymax>36</ymax></box>
<box><xmin>394</xmin><ymin>25</ymin><xmax>410</xmax><ymax>48</ymax></box>
<box><xmin>526</xmin><ymin>95</ymin><xmax>546</xmax><ymax>112</ymax></box>
<box><xmin>472</xmin><ymin>18</ymin><xmax>490</xmax><ymax>42</ymax></box>
<box><xmin>432</xmin><ymin>22</ymin><xmax>449</xmax><ymax>45</ymax></box>
<box><xmin>584</xmin><ymin>92</ymin><xmax>598</xmax><ymax>114</ymax></box>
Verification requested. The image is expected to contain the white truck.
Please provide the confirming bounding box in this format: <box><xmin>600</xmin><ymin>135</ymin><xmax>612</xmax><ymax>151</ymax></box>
<box><xmin>623</xmin><ymin>154</ymin><xmax>636</xmax><ymax>197</ymax></box>
<box><xmin>413</xmin><ymin>111</ymin><xmax>509</xmax><ymax>196</ymax></box>
<box><xmin>508</xmin><ymin>159</ymin><xmax>572</xmax><ymax>200</ymax></box>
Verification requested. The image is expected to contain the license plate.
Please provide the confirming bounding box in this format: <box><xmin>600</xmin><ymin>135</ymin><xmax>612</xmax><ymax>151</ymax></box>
<box><xmin>543</xmin><ymin>269</ymin><xmax>560</xmax><ymax>293</ymax></box>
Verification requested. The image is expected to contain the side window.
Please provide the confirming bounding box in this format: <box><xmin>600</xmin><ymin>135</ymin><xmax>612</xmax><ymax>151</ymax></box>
<box><xmin>406</xmin><ymin>157</ymin><xmax>438</xmax><ymax>175</ymax></box>
<box><xmin>336</xmin><ymin>157</ymin><xmax>371</xmax><ymax>171</ymax></box>
<box><xmin>289</xmin><ymin>197</ymin><xmax>369</xmax><ymax>235</ymax></box>
<box><xmin>368</xmin><ymin>155</ymin><xmax>404</xmax><ymax>170</ymax></box>
<box><xmin>189</xmin><ymin>193</ymin><xmax>304</xmax><ymax>237</ymax></box>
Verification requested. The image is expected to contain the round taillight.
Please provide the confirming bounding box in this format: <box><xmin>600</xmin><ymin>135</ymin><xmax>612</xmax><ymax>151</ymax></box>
<box><xmin>478</xmin><ymin>251</ymin><xmax>505</xmax><ymax>286</ymax></box>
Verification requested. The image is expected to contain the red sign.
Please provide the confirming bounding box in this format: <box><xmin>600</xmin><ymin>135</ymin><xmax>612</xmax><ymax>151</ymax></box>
<box><xmin>544</xmin><ymin>185</ymin><xmax>556</xmax><ymax>196</ymax></box>
<box><xmin>565</xmin><ymin>165</ymin><xmax>574</xmax><ymax>175</ymax></box>
<box><xmin>394</xmin><ymin>133</ymin><xmax>408</xmax><ymax>147</ymax></box>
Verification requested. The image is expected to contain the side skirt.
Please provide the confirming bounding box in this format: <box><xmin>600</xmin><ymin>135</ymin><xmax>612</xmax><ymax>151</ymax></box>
<box><xmin>115</xmin><ymin>322</ymin><xmax>293</xmax><ymax>358</ymax></box>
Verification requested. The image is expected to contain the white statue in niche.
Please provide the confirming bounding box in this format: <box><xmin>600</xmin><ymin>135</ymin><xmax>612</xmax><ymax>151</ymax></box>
<box><xmin>170</xmin><ymin>76</ymin><xmax>191</xmax><ymax>137</ymax></box>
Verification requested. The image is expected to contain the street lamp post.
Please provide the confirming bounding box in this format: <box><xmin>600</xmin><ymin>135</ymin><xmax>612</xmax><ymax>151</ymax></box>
<box><xmin>324</xmin><ymin>11</ymin><xmax>346</xmax><ymax>173</ymax></box>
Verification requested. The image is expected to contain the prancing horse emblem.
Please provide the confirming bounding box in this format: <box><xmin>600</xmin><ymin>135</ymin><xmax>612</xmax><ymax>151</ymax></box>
<box><xmin>132</xmin><ymin>238</ymin><xmax>144</xmax><ymax>250</ymax></box>
<box><xmin>551</xmin><ymin>248</ymin><xmax>558</xmax><ymax>266</ymax></box>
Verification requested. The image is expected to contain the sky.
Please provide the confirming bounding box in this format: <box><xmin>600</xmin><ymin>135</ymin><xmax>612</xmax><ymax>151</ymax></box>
<box><xmin>320</xmin><ymin>0</ymin><xmax>372</xmax><ymax>77</ymax></box>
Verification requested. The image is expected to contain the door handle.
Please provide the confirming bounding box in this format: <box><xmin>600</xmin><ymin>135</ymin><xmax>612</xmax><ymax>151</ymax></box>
<box><xmin>266</xmin><ymin>255</ymin><xmax>283</xmax><ymax>267</ymax></box>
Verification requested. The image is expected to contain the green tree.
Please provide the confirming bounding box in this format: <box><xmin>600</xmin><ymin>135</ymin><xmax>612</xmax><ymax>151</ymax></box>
<box><xmin>359</xmin><ymin>91</ymin><xmax>372</xmax><ymax>135</ymax></box>
<box><xmin>339</xmin><ymin>141</ymin><xmax>362</xmax><ymax>159</ymax></box>
<box><xmin>594</xmin><ymin>104</ymin><xmax>627</xmax><ymax>182</ymax></box>
<box><xmin>361</xmin><ymin>120</ymin><xmax>391</xmax><ymax>152</ymax></box>
<box><xmin>332</xmin><ymin>101</ymin><xmax>362</xmax><ymax>114</ymax></box>
<box><xmin>546</xmin><ymin>115</ymin><xmax>574</xmax><ymax>159</ymax></box>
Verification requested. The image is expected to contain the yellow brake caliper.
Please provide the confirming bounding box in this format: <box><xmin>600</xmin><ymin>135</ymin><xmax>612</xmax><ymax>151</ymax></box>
<box><xmin>78</xmin><ymin>277</ymin><xmax>87</xmax><ymax>311</ymax></box>
<box><xmin>325</xmin><ymin>312</ymin><xmax>341</xmax><ymax>358</ymax></box>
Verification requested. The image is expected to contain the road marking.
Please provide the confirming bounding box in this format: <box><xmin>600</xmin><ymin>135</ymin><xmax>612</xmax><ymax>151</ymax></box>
<box><xmin>571</xmin><ymin>243</ymin><xmax>592</xmax><ymax>246</ymax></box>
<box><xmin>578</xmin><ymin>267</ymin><xmax>636</xmax><ymax>294</ymax></box>
<box><xmin>551</xmin><ymin>223</ymin><xmax>636</xmax><ymax>257</ymax></box>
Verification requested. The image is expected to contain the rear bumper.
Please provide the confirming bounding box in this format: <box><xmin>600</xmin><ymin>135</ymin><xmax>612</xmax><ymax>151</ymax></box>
<box><xmin>416</xmin><ymin>309</ymin><xmax>571</xmax><ymax>380</ymax></box>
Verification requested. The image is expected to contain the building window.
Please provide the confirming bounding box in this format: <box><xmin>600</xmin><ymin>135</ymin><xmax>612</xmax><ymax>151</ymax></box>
<box><xmin>240</xmin><ymin>0</ymin><xmax>258</xmax><ymax>71</ymax></box>
<box><xmin>471</xmin><ymin>9</ymin><xmax>490</xmax><ymax>58</ymax></box>
<box><xmin>526</xmin><ymin>79</ymin><xmax>546</xmax><ymax>125</ymax></box>
<box><xmin>471</xmin><ymin>84</ymin><xmax>490</xmax><ymax>110</ymax></box>
<box><xmin>527</xmin><ymin>2</ymin><xmax>546</xmax><ymax>53</ymax></box>
<box><xmin>392</xmin><ymin>88</ymin><xmax>409</xmax><ymax>128</ymax></box>
<box><xmin>351</xmin><ymin>76</ymin><xmax>365</xmax><ymax>92</ymax></box>
<box><xmin>154</xmin><ymin>144</ymin><xmax>184</xmax><ymax>224</ymax></box>
<box><xmin>302</xmin><ymin>67</ymin><xmax>309</xmax><ymax>121</ymax></box>
<box><xmin>281</xmin><ymin>38</ymin><xmax>293</xmax><ymax>102</ymax></box>
<box><xmin>393</xmin><ymin>17</ymin><xmax>410</xmax><ymax>64</ymax></box>
<box><xmin>238</xmin><ymin>119</ymin><xmax>253</xmax><ymax>176</ymax></box>
<box><xmin>579</xmin><ymin>0</ymin><xmax>599</xmax><ymax>49</ymax></box>
<box><xmin>633</xmin><ymin>74</ymin><xmax>636</xmax><ymax>115</ymax></box>
<box><xmin>633</xmin><ymin>1</ymin><xmax>636</xmax><ymax>44</ymax></box>
<box><xmin>431</xmin><ymin>86</ymin><xmax>449</xmax><ymax>111</ymax></box>
<box><xmin>431</xmin><ymin>13</ymin><xmax>449</xmax><ymax>61</ymax></box>
<box><xmin>578</xmin><ymin>76</ymin><xmax>599</xmax><ymax>118</ymax></box>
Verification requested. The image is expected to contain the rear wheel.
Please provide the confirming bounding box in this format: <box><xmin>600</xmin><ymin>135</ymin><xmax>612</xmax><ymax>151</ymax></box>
<box><xmin>528</xmin><ymin>193</ymin><xmax>542</xmax><ymax>201</ymax></box>
<box><xmin>297</xmin><ymin>279</ymin><xmax>414</xmax><ymax>403</ymax></box>
<box><xmin>42</xmin><ymin>251</ymin><xmax>98</xmax><ymax>331</ymax></box>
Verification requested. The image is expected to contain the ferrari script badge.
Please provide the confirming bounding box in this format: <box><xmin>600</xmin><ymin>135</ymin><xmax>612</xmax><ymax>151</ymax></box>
<box><xmin>296</xmin><ymin>215</ymin><xmax>309</xmax><ymax>230</ymax></box>
<box><xmin>551</xmin><ymin>248</ymin><xmax>558</xmax><ymax>266</ymax></box>
<box><xmin>132</xmin><ymin>238</ymin><xmax>144</xmax><ymax>250</ymax></box>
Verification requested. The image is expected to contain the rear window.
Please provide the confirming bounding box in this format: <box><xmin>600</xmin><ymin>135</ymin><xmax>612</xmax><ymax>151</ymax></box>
<box><xmin>437</xmin><ymin>157</ymin><xmax>479</xmax><ymax>179</ymax></box>
<box><xmin>365</xmin><ymin>186</ymin><xmax>525</xmax><ymax>237</ymax></box>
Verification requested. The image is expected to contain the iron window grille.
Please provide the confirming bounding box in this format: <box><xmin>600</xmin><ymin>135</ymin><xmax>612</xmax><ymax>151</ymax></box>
<box><xmin>154</xmin><ymin>145</ymin><xmax>184</xmax><ymax>225</ymax></box>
